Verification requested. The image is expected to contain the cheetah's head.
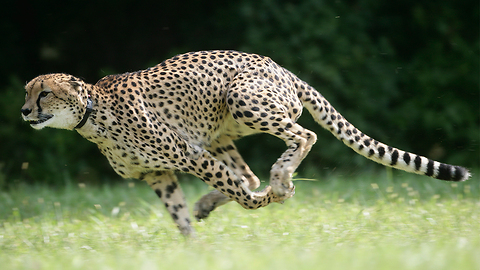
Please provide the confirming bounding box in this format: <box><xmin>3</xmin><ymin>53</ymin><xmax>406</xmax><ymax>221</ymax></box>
<box><xmin>21</xmin><ymin>74</ymin><xmax>91</xmax><ymax>130</ymax></box>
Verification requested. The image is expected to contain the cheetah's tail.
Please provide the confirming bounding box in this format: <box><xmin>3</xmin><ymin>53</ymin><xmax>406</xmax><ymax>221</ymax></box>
<box><xmin>294</xmin><ymin>80</ymin><xmax>471</xmax><ymax>182</ymax></box>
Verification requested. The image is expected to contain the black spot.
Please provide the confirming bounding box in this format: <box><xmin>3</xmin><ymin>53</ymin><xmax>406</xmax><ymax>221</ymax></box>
<box><xmin>403</xmin><ymin>153</ymin><xmax>411</xmax><ymax>165</ymax></box>
<box><xmin>414</xmin><ymin>155</ymin><xmax>422</xmax><ymax>171</ymax></box>
<box><xmin>378</xmin><ymin>147</ymin><xmax>385</xmax><ymax>158</ymax></box>
<box><xmin>215</xmin><ymin>172</ymin><xmax>223</xmax><ymax>178</ymax></box>
<box><xmin>166</xmin><ymin>182</ymin><xmax>178</xmax><ymax>195</ymax></box>
<box><xmin>436</xmin><ymin>163</ymin><xmax>451</xmax><ymax>180</ymax></box>
<box><xmin>202</xmin><ymin>161</ymin><xmax>208</xmax><ymax>169</ymax></box>
<box><xmin>425</xmin><ymin>159</ymin><xmax>434</xmax><ymax>177</ymax></box>
<box><xmin>453</xmin><ymin>166</ymin><xmax>465</xmax><ymax>181</ymax></box>
<box><xmin>244</xmin><ymin>111</ymin><xmax>254</xmax><ymax>118</ymax></box>
<box><xmin>364</xmin><ymin>139</ymin><xmax>371</xmax><ymax>147</ymax></box>
<box><xmin>390</xmin><ymin>150</ymin><xmax>399</xmax><ymax>166</ymax></box>
<box><xmin>154</xmin><ymin>189</ymin><xmax>162</xmax><ymax>198</ymax></box>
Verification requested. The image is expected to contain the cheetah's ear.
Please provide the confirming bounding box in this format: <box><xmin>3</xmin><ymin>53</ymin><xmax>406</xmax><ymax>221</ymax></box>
<box><xmin>52</xmin><ymin>76</ymin><xmax>87</xmax><ymax>104</ymax></box>
<box><xmin>68</xmin><ymin>77</ymin><xmax>85</xmax><ymax>94</ymax></box>
<box><xmin>70</xmin><ymin>81</ymin><xmax>81</xmax><ymax>89</ymax></box>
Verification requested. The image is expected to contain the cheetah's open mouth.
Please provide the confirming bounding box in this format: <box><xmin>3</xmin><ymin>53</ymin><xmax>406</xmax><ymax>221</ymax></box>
<box><xmin>28</xmin><ymin>115</ymin><xmax>53</xmax><ymax>125</ymax></box>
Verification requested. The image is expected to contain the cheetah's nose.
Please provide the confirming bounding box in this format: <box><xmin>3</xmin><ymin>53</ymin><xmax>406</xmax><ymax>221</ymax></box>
<box><xmin>21</xmin><ymin>108</ymin><xmax>32</xmax><ymax>116</ymax></box>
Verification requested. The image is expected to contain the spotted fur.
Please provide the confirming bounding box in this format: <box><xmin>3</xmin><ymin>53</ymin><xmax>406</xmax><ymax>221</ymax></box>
<box><xmin>21</xmin><ymin>50</ymin><xmax>471</xmax><ymax>235</ymax></box>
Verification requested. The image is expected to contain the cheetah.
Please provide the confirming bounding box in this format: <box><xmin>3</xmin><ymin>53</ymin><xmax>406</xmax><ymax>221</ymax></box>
<box><xmin>21</xmin><ymin>50</ymin><xmax>471</xmax><ymax>236</ymax></box>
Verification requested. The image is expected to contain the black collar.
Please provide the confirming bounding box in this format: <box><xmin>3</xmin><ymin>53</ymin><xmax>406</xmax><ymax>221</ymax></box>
<box><xmin>74</xmin><ymin>96</ymin><xmax>93</xmax><ymax>129</ymax></box>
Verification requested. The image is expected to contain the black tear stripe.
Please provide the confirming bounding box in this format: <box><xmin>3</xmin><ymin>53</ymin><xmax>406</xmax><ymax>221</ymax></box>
<box><xmin>36</xmin><ymin>96</ymin><xmax>43</xmax><ymax>113</ymax></box>
<box><xmin>425</xmin><ymin>159</ymin><xmax>435</xmax><ymax>177</ymax></box>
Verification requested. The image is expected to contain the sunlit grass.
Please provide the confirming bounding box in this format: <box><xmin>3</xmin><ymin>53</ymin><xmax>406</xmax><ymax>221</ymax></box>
<box><xmin>0</xmin><ymin>171</ymin><xmax>479</xmax><ymax>270</ymax></box>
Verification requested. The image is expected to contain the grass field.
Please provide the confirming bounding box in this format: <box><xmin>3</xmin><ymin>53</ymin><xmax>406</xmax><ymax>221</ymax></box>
<box><xmin>1</xmin><ymin>170</ymin><xmax>479</xmax><ymax>270</ymax></box>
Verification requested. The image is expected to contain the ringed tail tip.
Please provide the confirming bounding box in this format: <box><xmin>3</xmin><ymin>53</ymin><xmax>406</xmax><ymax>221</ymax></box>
<box><xmin>435</xmin><ymin>164</ymin><xmax>471</xmax><ymax>182</ymax></box>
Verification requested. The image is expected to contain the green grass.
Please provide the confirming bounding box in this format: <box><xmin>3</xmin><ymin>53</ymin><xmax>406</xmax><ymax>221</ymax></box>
<box><xmin>0</xmin><ymin>171</ymin><xmax>479</xmax><ymax>270</ymax></box>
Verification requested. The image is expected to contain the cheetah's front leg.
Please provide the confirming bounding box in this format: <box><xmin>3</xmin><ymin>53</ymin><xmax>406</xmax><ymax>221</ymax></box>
<box><xmin>143</xmin><ymin>171</ymin><xmax>194</xmax><ymax>236</ymax></box>
<box><xmin>194</xmin><ymin>135</ymin><xmax>261</xmax><ymax>220</ymax></box>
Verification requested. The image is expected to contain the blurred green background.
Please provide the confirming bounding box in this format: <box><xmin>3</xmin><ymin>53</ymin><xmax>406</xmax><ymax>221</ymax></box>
<box><xmin>0</xmin><ymin>0</ymin><xmax>478</xmax><ymax>187</ymax></box>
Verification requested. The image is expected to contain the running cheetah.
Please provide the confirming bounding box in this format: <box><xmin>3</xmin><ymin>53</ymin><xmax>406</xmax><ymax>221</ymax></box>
<box><xmin>21</xmin><ymin>50</ymin><xmax>471</xmax><ymax>235</ymax></box>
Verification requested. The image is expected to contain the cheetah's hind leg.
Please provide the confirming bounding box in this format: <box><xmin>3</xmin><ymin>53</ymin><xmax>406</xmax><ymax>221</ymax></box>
<box><xmin>185</xmin><ymin>150</ymin><xmax>290</xmax><ymax>213</ymax></box>
<box><xmin>194</xmin><ymin>135</ymin><xmax>261</xmax><ymax>220</ymax></box>
<box><xmin>226</xmin><ymin>76</ymin><xmax>317</xmax><ymax>198</ymax></box>
<box><xmin>144</xmin><ymin>171</ymin><xmax>195</xmax><ymax>236</ymax></box>
<box><xmin>268</xmin><ymin>121</ymin><xmax>317</xmax><ymax>196</ymax></box>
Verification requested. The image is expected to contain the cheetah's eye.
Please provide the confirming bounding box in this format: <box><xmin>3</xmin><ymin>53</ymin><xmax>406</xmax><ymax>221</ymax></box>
<box><xmin>39</xmin><ymin>91</ymin><xmax>50</xmax><ymax>98</ymax></box>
